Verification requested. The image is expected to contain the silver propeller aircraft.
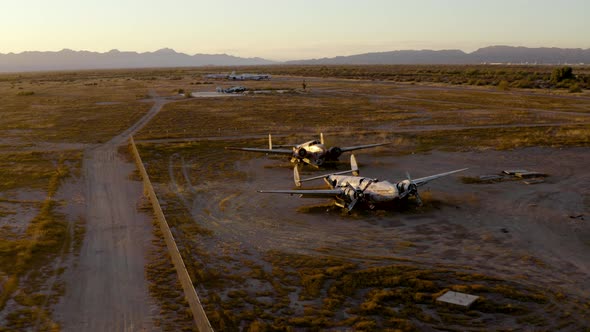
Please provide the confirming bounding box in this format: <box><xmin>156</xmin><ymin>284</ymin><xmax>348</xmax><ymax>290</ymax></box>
<box><xmin>226</xmin><ymin>133</ymin><xmax>388</xmax><ymax>167</ymax></box>
<box><xmin>229</xmin><ymin>71</ymin><xmax>271</xmax><ymax>80</ymax></box>
<box><xmin>259</xmin><ymin>155</ymin><xmax>467</xmax><ymax>212</ymax></box>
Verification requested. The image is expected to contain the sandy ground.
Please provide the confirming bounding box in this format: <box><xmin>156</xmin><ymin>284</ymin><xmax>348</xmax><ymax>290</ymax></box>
<box><xmin>170</xmin><ymin>146</ymin><xmax>590</xmax><ymax>300</ymax></box>
<box><xmin>38</xmin><ymin>75</ymin><xmax>588</xmax><ymax>329</ymax></box>
<box><xmin>190</xmin><ymin>91</ymin><xmax>243</xmax><ymax>98</ymax></box>
<box><xmin>54</xmin><ymin>94</ymin><xmax>168</xmax><ymax>331</ymax></box>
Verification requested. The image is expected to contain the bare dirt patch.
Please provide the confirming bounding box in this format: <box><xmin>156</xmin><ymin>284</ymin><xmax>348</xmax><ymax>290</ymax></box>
<box><xmin>138</xmin><ymin>139</ymin><xmax>590</xmax><ymax>330</ymax></box>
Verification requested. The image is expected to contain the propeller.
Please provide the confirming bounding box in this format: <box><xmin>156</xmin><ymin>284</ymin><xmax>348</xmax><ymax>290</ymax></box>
<box><xmin>399</xmin><ymin>172</ymin><xmax>422</xmax><ymax>205</ymax></box>
<box><xmin>344</xmin><ymin>179</ymin><xmax>374</xmax><ymax>212</ymax></box>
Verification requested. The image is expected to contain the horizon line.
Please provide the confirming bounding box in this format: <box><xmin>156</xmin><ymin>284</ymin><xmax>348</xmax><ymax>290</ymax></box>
<box><xmin>2</xmin><ymin>44</ymin><xmax>590</xmax><ymax>62</ymax></box>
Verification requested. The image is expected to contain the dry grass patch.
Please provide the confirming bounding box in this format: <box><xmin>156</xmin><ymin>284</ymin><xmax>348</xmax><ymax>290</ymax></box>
<box><xmin>0</xmin><ymin>152</ymin><xmax>81</xmax><ymax>330</ymax></box>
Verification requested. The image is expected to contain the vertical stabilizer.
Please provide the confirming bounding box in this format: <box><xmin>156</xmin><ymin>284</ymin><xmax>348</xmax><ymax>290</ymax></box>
<box><xmin>320</xmin><ymin>132</ymin><xmax>325</xmax><ymax>145</ymax></box>
<box><xmin>351</xmin><ymin>154</ymin><xmax>359</xmax><ymax>176</ymax></box>
<box><xmin>268</xmin><ymin>134</ymin><xmax>273</xmax><ymax>150</ymax></box>
<box><xmin>294</xmin><ymin>166</ymin><xmax>301</xmax><ymax>187</ymax></box>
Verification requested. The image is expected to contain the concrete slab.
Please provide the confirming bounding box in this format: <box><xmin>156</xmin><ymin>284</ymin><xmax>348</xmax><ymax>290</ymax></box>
<box><xmin>190</xmin><ymin>92</ymin><xmax>243</xmax><ymax>98</ymax></box>
<box><xmin>436</xmin><ymin>291</ymin><xmax>479</xmax><ymax>308</ymax></box>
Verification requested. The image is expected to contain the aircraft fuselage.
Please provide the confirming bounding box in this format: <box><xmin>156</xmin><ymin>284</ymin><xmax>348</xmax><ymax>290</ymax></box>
<box><xmin>292</xmin><ymin>140</ymin><xmax>338</xmax><ymax>166</ymax></box>
<box><xmin>325</xmin><ymin>175</ymin><xmax>403</xmax><ymax>205</ymax></box>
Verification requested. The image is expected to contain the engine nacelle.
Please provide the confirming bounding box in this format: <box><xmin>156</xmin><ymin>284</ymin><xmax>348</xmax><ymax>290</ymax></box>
<box><xmin>327</xmin><ymin>146</ymin><xmax>342</xmax><ymax>160</ymax></box>
<box><xmin>297</xmin><ymin>148</ymin><xmax>307</xmax><ymax>157</ymax></box>
<box><xmin>397</xmin><ymin>180</ymin><xmax>417</xmax><ymax>198</ymax></box>
<box><xmin>397</xmin><ymin>180</ymin><xmax>410</xmax><ymax>192</ymax></box>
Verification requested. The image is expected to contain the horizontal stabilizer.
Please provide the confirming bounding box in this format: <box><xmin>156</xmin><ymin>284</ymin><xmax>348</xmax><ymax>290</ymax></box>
<box><xmin>225</xmin><ymin>147</ymin><xmax>293</xmax><ymax>155</ymax></box>
<box><xmin>258</xmin><ymin>189</ymin><xmax>343</xmax><ymax>198</ymax></box>
<box><xmin>298</xmin><ymin>154</ymin><xmax>360</xmax><ymax>185</ymax></box>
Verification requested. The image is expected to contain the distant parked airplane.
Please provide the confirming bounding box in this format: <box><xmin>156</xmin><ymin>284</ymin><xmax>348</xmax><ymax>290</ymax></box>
<box><xmin>228</xmin><ymin>71</ymin><xmax>271</xmax><ymax>80</ymax></box>
<box><xmin>205</xmin><ymin>73</ymin><xmax>229</xmax><ymax>79</ymax></box>
<box><xmin>205</xmin><ymin>71</ymin><xmax>271</xmax><ymax>80</ymax></box>
<box><xmin>221</xmin><ymin>86</ymin><xmax>247</xmax><ymax>93</ymax></box>
<box><xmin>226</xmin><ymin>133</ymin><xmax>388</xmax><ymax>167</ymax></box>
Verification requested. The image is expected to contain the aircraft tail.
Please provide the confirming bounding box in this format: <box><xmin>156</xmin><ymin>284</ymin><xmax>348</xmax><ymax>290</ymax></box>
<box><xmin>351</xmin><ymin>154</ymin><xmax>359</xmax><ymax>176</ymax></box>
<box><xmin>320</xmin><ymin>132</ymin><xmax>325</xmax><ymax>145</ymax></box>
<box><xmin>295</xmin><ymin>154</ymin><xmax>359</xmax><ymax>187</ymax></box>
<box><xmin>268</xmin><ymin>133</ymin><xmax>273</xmax><ymax>150</ymax></box>
<box><xmin>294</xmin><ymin>166</ymin><xmax>301</xmax><ymax>187</ymax></box>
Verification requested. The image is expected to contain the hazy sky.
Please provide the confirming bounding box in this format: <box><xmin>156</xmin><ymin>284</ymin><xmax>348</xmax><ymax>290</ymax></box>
<box><xmin>2</xmin><ymin>0</ymin><xmax>589</xmax><ymax>60</ymax></box>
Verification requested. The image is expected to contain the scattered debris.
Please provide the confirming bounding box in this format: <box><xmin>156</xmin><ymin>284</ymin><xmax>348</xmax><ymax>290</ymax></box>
<box><xmin>515</xmin><ymin>171</ymin><xmax>548</xmax><ymax>178</ymax></box>
<box><xmin>501</xmin><ymin>228</ymin><xmax>509</xmax><ymax>233</ymax></box>
<box><xmin>569</xmin><ymin>214</ymin><xmax>585</xmax><ymax>221</ymax></box>
<box><xmin>221</xmin><ymin>86</ymin><xmax>247</xmax><ymax>94</ymax></box>
<box><xmin>479</xmin><ymin>174</ymin><xmax>504</xmax><ymax>181</ymax></box>
<box><xmin>523</xmin><ymin>178</ymin><xmax>545</xmax><ymax>185</ymax></box>
<box><xmin>499</xmin><ymin>169</ymin><xmax>550</xmax><ymax>184</ymax></box>
<box><xmin>436</xmin><ymin>291</ymin><xmax>479</xmax><ymax>309</ymax></box>
<box><xmin>503</xmin><ymin>169</ymin><xmax>529</xmax><ymax>175</ymax></box>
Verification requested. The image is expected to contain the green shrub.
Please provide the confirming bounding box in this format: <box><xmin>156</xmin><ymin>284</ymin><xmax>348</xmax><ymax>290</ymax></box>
<box><xmin>551</xmin><ymin>66</ymin><xmax>574</xmax><ymax>83</ymax></box>
<box><xmin>497</xmin><ymin>80</ymin><xmax>510</xmax><ymax>91</ymax></box>
<box><xmin>569</xmin><ymin>83</ymin><xmax>582</xmax><ymax>93</ymax></box>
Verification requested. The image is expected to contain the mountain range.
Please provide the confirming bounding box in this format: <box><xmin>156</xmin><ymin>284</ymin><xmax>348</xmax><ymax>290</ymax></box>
<box><xmin>1</xmin><ymin>46</ymin><xmax>589</xmax><ymax>72</ymax></box>
<box><xmin>0</xmin><ymin>48</ymin><xmax>275</xmax><ymax>72</ymax></box>
<box><xmin>286</xmin><ymin>46</ymin><xmax>590</xmax><ymax>65</ymax></box>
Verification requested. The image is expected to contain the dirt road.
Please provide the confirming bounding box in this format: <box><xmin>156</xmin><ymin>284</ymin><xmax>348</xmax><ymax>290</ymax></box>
<box><xmin>56</xmin><ymin>95</ymin><xmax>168</xmax><ymax>330</ymax></box>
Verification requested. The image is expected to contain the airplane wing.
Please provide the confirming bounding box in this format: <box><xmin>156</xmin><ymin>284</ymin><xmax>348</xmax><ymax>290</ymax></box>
<box><xmin>226</xmin><ymin>147</ymin><xmax>293</xmax><ymax>155</ymax></box>
<box><xmin>413</xmin><ymin>168</ymin><xmax>468</xmax><ymax>187</ymax></box>
<box><xmin>339</xmin><ymin>143</ymin><xmax>389</xmax><ymax>153</ymax></box>
<box><xmin>258</xmin><ymin>189</ymin><xmax>343</xmax><ymax>198</ymax></box>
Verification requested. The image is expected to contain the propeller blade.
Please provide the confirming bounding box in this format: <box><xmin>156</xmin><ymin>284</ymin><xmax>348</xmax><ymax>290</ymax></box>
<box><xmin>400</xmin><ymin>172</ymin><xmax>417</xmax><ymax>200</ymax></box>
<box><xmin>399</xmin><ymin>185</ymin><xmax>410</xmax><ymax>199</ymax></box>
<box><xmin>415</xmin><ymin>191</ymin><xmax>423</xmax><ymax>206</ymax></box>
<box><xmin>361</xmin><ymin>179</ymin><xmax>373</xmax><ymax>193</ymax></box>
<box><xmin>346</xmin><ymin>182</ymin><xmax>356</xmax><ymax>192</ymax></box>
<box><xmin>347</xmin><ymin>198</ymin><xmax>358</xmax><ymax>211</ymax></box>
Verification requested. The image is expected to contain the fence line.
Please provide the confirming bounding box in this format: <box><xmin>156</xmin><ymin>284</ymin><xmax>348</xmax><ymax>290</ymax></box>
<box><xmin>129</xmin><ymin>136</ymin><xmax>213</xmax><ymax>332</ymax></box>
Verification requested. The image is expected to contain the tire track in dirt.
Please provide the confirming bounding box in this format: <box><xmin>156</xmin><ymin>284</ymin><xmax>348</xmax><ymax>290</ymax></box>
<box><xmin>177</xmin><ymin>147</ymin><xmax>590</xmax><ymax>298</ymax></box>
<box><xmin>167</xmin><ymin>152</ymin><xmax>420</xmax><ymax>258</ymax></box>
